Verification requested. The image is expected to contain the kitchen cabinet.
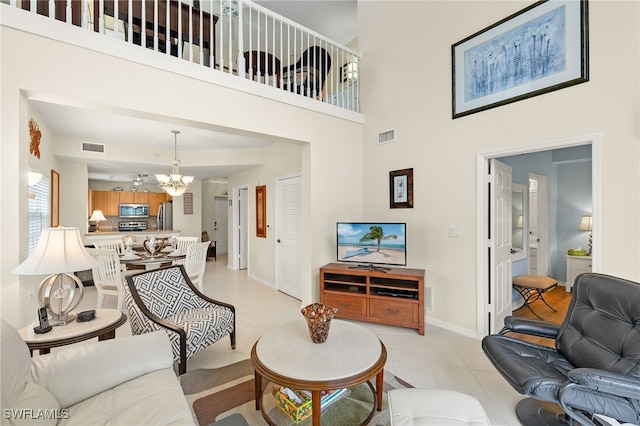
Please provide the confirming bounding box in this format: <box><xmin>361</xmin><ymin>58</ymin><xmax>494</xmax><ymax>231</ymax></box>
<box><xmin>148</xmin><ymin>192</ymin><xmax>171</xmax><ymax>216</ymax></box>
<box><xmin>90</xmin><ymin>190</ymin><xmax>170</xmax><ymax>218</ymax></box>
<box><xmin>119</xmin><ymin>192</ymin><xmax>148</xmax><ymax>204</ymax></box>
<box><xmin>566</xmin><ymin>255</ymin><xmax>592</xmax><ymax>292</ymax></box>
<box><xmin>92</xmin><ymin>191</ymin><xmax>120</xmax><ymax>216</ymax></box>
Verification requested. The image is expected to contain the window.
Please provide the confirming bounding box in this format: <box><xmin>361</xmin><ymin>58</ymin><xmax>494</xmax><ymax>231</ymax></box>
<box><xmin>28</xmin><ymin>169</ymin><xmax>50</xmax><ymax>255</ymax></box>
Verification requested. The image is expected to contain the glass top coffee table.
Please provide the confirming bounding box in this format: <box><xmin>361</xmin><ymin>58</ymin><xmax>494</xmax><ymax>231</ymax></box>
<box><xmin>251</xmin><ymin>319</ymin><xmax>386</xmax><ymax>426</ymax></box>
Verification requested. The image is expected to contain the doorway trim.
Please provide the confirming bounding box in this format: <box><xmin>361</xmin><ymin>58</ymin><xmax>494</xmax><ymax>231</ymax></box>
<box><xmin>476</xmin><ymin>132</ymin><xmax>602</xmax><ymax>338</ymax></box>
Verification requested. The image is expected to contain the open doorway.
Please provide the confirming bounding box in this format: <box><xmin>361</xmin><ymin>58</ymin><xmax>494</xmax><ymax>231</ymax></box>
<box><xmin>476</xmin><ymin>133</ymin><xmax>601</xmax><ymax>336</ymax></box>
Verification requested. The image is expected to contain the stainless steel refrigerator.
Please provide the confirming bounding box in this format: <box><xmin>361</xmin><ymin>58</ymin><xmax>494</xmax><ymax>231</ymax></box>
<box><xmin>157</xmin><ymin>201</ymin><xmax>173</xmax><ymax>230</ymax></box>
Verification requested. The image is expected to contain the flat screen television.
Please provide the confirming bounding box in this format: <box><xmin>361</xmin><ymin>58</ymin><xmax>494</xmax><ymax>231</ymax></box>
<box><xmin>337</xmin><ymin>222</ymin><xmax>407</xmax><ymax>269</ymax></box>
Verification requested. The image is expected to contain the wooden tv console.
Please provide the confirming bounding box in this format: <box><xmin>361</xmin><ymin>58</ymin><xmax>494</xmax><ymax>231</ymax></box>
<box><xmin>319</xmin><ymin>263</ymin><xmax>425</xmax><ymax>335</ymax></box>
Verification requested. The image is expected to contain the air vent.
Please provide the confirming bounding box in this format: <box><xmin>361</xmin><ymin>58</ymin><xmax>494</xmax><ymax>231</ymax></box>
<box><xmin>81</xmin><ymin>142</ymin><xmax>105</xmax><ymax>153</ymax></box>
<box><xmin>378</xmin><ymin>129</ymin><xmax>395</xmax><ymax>145</ymax></box>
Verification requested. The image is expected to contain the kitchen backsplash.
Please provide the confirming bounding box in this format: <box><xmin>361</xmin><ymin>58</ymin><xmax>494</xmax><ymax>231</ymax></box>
<box><xmin>93</xmin><ymin>216</ymin><xmax>159</xmax><ymax>232</ymax></box>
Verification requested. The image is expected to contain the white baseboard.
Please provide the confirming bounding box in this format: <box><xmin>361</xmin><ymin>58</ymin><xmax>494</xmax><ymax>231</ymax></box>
<box><xmin>425</xmin><ymin>316</ymin><xmax>479</xmax><ymax>340</ymax></box>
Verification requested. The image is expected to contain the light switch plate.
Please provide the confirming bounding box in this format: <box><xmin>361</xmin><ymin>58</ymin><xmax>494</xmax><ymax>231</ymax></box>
<box><xmin>448</xmin><ymin>226</ymin><xmax>460</xmax><ymax>238</ymax></box>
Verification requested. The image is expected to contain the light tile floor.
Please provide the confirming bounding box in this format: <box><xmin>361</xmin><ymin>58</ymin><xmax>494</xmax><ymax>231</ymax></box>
<box><xmin>78</xmin><ymin>255</ymin><xmax>524</xmax><ymax>425</ymax></box>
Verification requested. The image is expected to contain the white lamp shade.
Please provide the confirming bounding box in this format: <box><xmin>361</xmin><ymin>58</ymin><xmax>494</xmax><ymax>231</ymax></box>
<box><xmin>164</xmin><ymin>186</ymin><xmax>188</xmax><ymax>197</ymax></box>
<box><xmin>13</xmin><ymin>227</ymin><xmax>96</xmax><ymax>275</ymax></box>
<box><xmin>89</xmin><ymin>210</ymin><xmax>107</xmax><ymax>222</ymax></box>
<box><xmin>155</xmin><ymin>174</ymin><xmax>171</xmax><ymax>183</ymax></box>
<box><xmin>578</xmin><ymin>215</ymin><xmax>593</xmax><ymax>231</ymax></box>
<box><xmin>182</xmin><ymin>175</ymin><xmax>195</xmax><ymax>184</ymax></box>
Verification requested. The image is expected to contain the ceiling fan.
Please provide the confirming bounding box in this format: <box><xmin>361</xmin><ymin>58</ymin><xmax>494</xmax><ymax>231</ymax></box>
<box><xmin>132</xmin><ymin>174</ymin><xmax>148</xmax><ymax>186</ymax></box>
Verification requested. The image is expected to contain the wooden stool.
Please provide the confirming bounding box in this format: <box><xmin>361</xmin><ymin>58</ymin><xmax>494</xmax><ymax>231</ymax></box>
<box><xmin>513</xmin><ymin>275</ymin><xmax>558</xmax><ymax>320</ymax></box>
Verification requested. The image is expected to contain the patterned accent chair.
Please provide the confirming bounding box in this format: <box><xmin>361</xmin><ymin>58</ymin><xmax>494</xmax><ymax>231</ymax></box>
<box><xmin>124</xmin><ymin>265</ymin><xmax>236</xmax><ymax>375</ymax></box>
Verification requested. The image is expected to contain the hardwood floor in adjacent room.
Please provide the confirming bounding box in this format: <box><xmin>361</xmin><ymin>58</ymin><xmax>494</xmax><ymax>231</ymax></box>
<box><xmin>509</xmin><ymin>286</ymin><xmax>572</xmax><ymax>346</ymax></box>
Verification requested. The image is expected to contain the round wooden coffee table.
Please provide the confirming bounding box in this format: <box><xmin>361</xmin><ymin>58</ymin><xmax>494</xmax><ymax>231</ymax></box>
<box><xmin>18</xmin><ymin>308</ymin><xmax>126</xmax><ymax>355</ymax></box>
<box><xmin>251</xmin><ymin>319</ymin><xmax>386</xmax><ymax>426</ymax></box>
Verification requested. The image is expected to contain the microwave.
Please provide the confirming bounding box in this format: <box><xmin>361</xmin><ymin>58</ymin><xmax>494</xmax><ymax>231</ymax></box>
<box><xmin>119</xmin><ymin>203</ymin><xmax>149</xmax><ymax>218</ymax></box>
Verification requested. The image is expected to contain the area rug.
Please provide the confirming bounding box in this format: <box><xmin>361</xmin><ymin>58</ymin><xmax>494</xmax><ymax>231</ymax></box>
<box><xmin>180</xmin><ymin>359</ymin><xmax>413</xmax><ymax>426</ymax></box>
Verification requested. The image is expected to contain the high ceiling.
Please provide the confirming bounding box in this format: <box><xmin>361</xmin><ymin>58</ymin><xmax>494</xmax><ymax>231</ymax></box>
<box><xmin>31</xmin><ymin>0</ymin><xmax>357</xmax><ymax>184</ymax></box>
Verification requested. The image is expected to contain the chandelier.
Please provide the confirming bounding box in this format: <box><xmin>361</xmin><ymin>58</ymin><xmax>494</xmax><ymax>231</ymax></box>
<box><xmin>155</xmin><ymin>130</ymin><xmax>194</xmax><ymax>197</ymax></box>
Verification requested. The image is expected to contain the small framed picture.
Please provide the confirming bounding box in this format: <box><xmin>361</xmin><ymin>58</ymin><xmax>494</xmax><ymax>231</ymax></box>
<box><xmin>51</xmin><ymin>169</ymin><xmax>60</xmax><ymax>227</ymax></box>
<box><xmin>389</xmin><ymin>168</ymin><xmax>413</xmax><ymax>209</ymax></box>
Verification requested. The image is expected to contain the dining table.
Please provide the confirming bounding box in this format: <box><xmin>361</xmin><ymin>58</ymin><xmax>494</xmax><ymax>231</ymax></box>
<box><xmin>119</xmin><ymin>248</ymin><xmax>186</xmax><ymax>271</ymax></box>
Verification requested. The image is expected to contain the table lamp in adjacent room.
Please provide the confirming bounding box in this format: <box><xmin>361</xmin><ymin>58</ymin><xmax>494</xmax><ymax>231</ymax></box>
<box><xmin>578</xmin><ymin>214</ymin><xmax>593</xmax><ymax>255</ymax></box>
<box><xmin>13</xmin><ymin>227</ymin><xmax>96</xmax><ymax>325</ymax></box>
<box><xmin>88</xmin><ymin>209</ymin><xmax>107</xmax><ymax>232</ymax></box>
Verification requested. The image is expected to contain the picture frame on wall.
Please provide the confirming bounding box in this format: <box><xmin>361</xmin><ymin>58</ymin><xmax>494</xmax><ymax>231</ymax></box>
<box><xmin>452</xmin><ymin>0</ymin><xmax>589</xmax><ymax>119</ymax></box>
<box><xmin>51</xmin><ymin>169</ymin><xmax>59</xmax><ymax>227</ymax></box>
<box><xmin>389</xmin><ymin>168</ymin><xmax>413</xmax><ymax>209</ymax></box>
<box><xmin>256</xmin><ymin>185</ymin><xmax>267</xmax><ymax>238</ymax></box>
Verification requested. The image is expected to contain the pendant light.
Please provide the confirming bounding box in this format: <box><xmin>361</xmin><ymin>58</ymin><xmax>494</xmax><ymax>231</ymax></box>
<box><xmin>155</xmin><ymin>130</ymin><xmax>194</xmax><ymax>197</ymax></box>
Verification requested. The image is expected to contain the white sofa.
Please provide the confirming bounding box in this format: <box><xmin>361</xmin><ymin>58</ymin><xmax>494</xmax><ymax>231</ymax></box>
<box><xmin>1</xmin><ymin>319</ymin><xmax>196</xmax><ymax>425</ymax></box>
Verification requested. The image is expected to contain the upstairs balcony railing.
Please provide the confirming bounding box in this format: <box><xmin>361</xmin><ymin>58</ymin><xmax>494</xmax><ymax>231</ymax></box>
<box><xmin>8</xmin><ymin>0</ymin><xmax>359</xmax><ymax>112</ymax></box>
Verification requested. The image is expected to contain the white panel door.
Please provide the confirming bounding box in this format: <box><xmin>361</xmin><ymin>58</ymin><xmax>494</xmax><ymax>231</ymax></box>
<box><xmin>276</xmin><ymin>174</ymin><xmax>302</xmax><ymax>299</ymax></box>
<box><xmin>214</xmin><ymin>196</ymin><xmax>228</xmax><ymax>254</ymax></box>
<box><xmin>490</xmin><ymin>159</ymin><xmax>513</xmax><ymax>334</ymax></box>
<box><xmin>239</xmin><ymin>188</ymin><xmax>248</xmax><ymax>270</ymax></box>
<box><xmin>529</xmin><ymin>173</ymin><xmax>549</xmax><ymax>277</ymax></box>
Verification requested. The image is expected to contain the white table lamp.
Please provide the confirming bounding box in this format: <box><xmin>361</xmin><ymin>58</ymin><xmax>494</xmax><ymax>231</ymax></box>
<box><xmin>578</xmin><ymin>214</ymin><xmax>593</xmax><ymax>255</ymax></box>
<box><xmin>13</xmin><ymin>227</ymin><xmax>96</xmax><ymax>325</ymax></box>
<box><xmin>89</xmin><ymin>209</ymin><xmax>107</xmax><ymax>232</ymax></box>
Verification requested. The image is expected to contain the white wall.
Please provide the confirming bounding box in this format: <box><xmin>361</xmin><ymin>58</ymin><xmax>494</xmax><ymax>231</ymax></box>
<box><xmin>228</xmin><ymin>141</ymin><xmax>304</xmax><ymax>288</ymax></box>
<box><xmin>358</xmin><ymin>1</ymin><xmax>640</xmax><ymax>335</ymax></box>
<box><xmin>172</xmin><ymin>180</ymin><xmax>203</xmax><ymax>239</ymax></box>
<box><xmin>0</xmin><ymin>13</ymin><xmax>363</xmax><ymax>326</ymax></box>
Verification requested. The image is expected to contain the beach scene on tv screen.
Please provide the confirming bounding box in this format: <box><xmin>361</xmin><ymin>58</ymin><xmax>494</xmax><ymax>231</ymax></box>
<box><xmin>337</xmin><ymin>223</ymin><xmax>406</xmax><ymax>265</ymax></box>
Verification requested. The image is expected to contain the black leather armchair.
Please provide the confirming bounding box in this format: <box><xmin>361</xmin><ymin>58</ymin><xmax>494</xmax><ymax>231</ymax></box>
<box><xmin>482</xmin><ymin>273</ymin><xmax>640</xmax><ymax>426</ymax></box>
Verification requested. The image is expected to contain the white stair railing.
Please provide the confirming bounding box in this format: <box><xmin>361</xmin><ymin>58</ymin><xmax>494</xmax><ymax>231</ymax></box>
<box><xmin>8</xmin><ymin>0</ymin><xmax>359</xmax><ymax>112</ymax></box>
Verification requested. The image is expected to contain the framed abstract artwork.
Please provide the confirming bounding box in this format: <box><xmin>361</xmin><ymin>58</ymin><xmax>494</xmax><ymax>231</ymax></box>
<box><xmin>389</xmin><ymin>168</ymin><xmax>413</xmax><ymax>209</ymax></box>
<box><xmin>452</xmin><ymin>0</ymin><xmax>589</xmax><ymax>118</ymax></box>
<box><xmin>256</xmin><ymin>185</ymin><xmax>266</xmax><ymax>238</ymax></box>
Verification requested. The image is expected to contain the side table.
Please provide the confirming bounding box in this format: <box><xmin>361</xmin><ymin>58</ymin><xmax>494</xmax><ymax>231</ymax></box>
<box><xmin>251</xmin><ymin>319</ymin><xmax>386</xmax><ymax>426</ymax></box>
<box><xmin>18</xmin><ymin>308</ymin><xmax>127</xmax><ymax>355</ymax></box>
<box><xmin>566</xmin><ymin>255</ymin><xmax>592</xmax><ymax>292</ymax></box>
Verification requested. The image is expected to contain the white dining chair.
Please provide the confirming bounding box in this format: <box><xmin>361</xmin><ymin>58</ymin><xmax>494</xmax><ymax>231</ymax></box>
<box><xmin>173</xmin><ymin>236</ymin><xmax>199</xmax><ymax>265</ymax></box>
<box><xmin>184</xmin><ymin>242</ymin><xmax>209</xmax><ymax>292</ymax></box>
<box><xmin>87</xmin><ymin>248</ymin><xmax>125</xmax><ymax>312</ymax></box>
<box><xmin>93</xmin><ymin>239</ymin><xmax>125</xmax><ymax>255</ymax></box>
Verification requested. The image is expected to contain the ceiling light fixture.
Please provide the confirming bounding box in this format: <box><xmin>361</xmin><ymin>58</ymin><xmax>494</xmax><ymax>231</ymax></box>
<box><xmin>221</xmin><ymin>0</ymin><xmax>239</xmax><ymax>17</ymax></box>
<box><xmin>132</xmin><ymin>174</ymin><xmax>147</xmax><ymax>186</ymax></box>
<box><xmin>155</xmin><ymin>130</ymin><xmax>194</xmax><ymax>197</ymax></box>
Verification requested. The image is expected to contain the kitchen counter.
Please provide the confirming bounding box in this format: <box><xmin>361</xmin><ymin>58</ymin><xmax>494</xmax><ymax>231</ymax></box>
<box><xmin>86</xmin><ymin>230</ymin><xmax>179</xmax><ymax>236</ymax></box>
<box><xmin>83</xmin><ymin>230</ymin><xmax>180</xmax><ymax>245</ymax></box>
